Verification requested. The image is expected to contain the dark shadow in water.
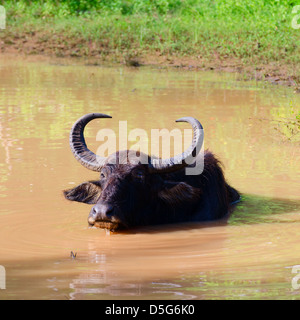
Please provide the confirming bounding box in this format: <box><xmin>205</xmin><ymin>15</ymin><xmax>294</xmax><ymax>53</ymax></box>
<box><xmin>114</xmin><ymin>220</ymin><xmax>226</xmax><ymax>235</ymax></box>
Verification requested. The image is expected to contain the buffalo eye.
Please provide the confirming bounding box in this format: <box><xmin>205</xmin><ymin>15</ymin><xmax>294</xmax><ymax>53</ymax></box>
<box><xmin>100</xmin><ymin>171</ymin><xmax>106</xmax><ymax>180</ymax></box>
<box><xmin>131</xmin><ymin>169</ymin><xmax>145</xmax><ymax>180</ymax></box>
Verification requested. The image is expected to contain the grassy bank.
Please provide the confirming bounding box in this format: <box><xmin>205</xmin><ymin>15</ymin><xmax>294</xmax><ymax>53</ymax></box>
<box><xmin>0</xmin><ymin>1</ymin><xmax>300</xmax><ymax>83</ymax></box>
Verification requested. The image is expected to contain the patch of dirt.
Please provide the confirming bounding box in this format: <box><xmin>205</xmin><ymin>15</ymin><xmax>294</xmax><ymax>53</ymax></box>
<box><xmin>1</xmin><ymin>30</ymin><xmax>299</xmax><ymax>92</ymax></box>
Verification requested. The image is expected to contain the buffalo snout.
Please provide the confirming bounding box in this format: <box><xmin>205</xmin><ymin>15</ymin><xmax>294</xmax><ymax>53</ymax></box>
<box><xmin>88</xmin><ymin>203</ymin><xmax>114</xmax><ymax>225</ymax></box>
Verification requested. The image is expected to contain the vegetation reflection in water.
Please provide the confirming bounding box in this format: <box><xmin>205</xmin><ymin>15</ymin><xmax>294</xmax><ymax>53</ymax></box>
<box><xmin>229</xmin><ymin>195</ymin><xmax>300</xmax><ymax>226</ymax></box>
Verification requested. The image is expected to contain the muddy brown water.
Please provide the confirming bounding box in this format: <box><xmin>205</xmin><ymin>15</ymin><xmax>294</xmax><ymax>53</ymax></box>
<box><xmin>0</xmin><ymin>55</ymin><xmax>299</xmax><ymax>300</ymax></box>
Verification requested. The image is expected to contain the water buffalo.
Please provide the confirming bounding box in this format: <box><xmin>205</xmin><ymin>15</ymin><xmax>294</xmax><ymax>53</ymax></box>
<box><xmin>64</xmin><ymin>113</ymin><xmax>240</xmax><ymax>231</ymax></box>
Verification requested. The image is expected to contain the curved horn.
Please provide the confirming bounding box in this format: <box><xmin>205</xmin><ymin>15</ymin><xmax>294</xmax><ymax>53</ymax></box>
<box><xmin>149</xmin><ymin>117</ymin><xmax>204</xmax><ymax>173</ymax></box>
<box><xmin>69</xmin><ymin>113</ymin><xmax>112</xmax><ymax>172</ymax></box>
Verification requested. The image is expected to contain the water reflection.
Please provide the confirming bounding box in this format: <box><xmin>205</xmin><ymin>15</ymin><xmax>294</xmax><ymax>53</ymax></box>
<box><xmin>229</xmin><ymin>195</ymin><xmax>300</xmax><ymax>225</ymax></box>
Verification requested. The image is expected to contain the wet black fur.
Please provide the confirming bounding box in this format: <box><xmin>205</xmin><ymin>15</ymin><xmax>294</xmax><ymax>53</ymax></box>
<box><xmin>64</xmin><ymin>150</ymin><xmax>240</xmax><ymax>229</ymax></box>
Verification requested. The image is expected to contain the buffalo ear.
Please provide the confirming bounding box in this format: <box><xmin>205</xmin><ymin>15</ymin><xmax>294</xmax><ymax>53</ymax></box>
<box><xmin>158</xmin><ymin>181</ymin><xmax>202</xmax><ymax>207</ymax></box>
<box><xmin>63</xmin><ymin>181</ymin><xmax>102</xmax><ymax>204</ymax></box>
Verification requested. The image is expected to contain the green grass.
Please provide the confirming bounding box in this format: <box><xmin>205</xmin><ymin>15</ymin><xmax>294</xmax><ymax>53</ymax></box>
<box><xmin>1</xmin><ymin>0</ymin><xmax>300</xmax><ymax>69</ymax></box>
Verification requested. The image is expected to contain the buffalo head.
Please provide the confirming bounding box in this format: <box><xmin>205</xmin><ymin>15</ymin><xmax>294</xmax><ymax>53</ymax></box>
<box><xmin>64</xmin><ymin>113</ymin><xmax>205</xmax><ymax>231</ymax></box>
